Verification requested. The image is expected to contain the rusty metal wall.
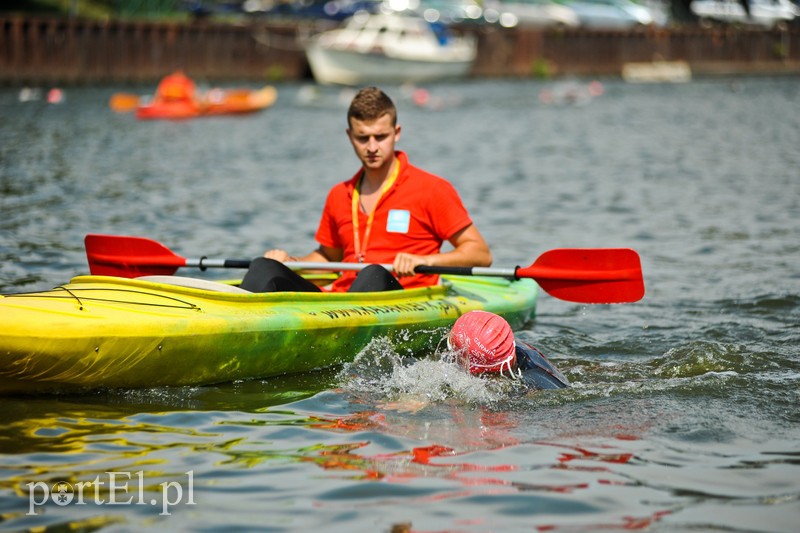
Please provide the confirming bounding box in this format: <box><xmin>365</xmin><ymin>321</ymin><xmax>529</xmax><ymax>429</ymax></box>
<box><xmin>0</xmin><ymin>17</ymin><xmax>308</xmax><ymax>84</ymax></box>
<box><xmin>470</xmin><ymin>25</ymin><xmax>800</xmax><ymax>77</ymax></box>
<box><xmin>1</xmin><ymin>16</ymin><xmax>798</xmax><ymax>85</ymax></box>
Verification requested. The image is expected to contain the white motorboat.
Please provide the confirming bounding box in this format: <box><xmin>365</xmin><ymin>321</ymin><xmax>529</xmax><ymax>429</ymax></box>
<box><xmin>304</xmin><ymin>11</ymin><xmax>477</xmax><ymax>85</ymax></box>
<box><xmin>691</xmin><ymin>0</ymin><xmax>797</xmax><ymax>29</ymax></box>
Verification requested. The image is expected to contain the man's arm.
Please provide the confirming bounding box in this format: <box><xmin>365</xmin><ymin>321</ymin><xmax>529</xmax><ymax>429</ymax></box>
<box><xmin>392</xmin><ymin>223</ymin><xmax>492</xmax><ymax>277</ymax></box>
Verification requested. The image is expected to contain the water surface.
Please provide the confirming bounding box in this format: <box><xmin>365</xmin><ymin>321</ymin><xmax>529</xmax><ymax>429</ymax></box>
<box><xmin>0</xmin><ymin>77</ymin><xmax>798</xmax><ymax>531</ymax></box>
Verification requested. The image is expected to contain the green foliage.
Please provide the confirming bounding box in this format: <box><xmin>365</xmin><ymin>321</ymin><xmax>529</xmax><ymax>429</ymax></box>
<box><xmin>771</xmin><ymin>41</ymin><xmax>788</xmax><ymax>60</ymax></box>
<box><xmin>265</xmin><ymin>65</ymin><xmax>287</xmax><ymax>83</ymax></box>
<box><xmin>0</xmin><ymin>0</ymin><xmax>186</xmax><ymax>20</ymax></box>
<box><xmin>531</xmin><ymin>58</ymin><xmax>553</xmax><ymax>79</ymax></box>
<box><xmin>1</xmin><ymin>0</ymin><xmax>114</xmax><ymax>17</ymax></box>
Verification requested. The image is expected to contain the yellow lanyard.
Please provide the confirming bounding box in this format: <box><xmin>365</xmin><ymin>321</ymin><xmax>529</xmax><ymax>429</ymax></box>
<box><xmin>351</xmin><ymin>159</ymin><xmax>400</xmax><ymax>263</ymax></box>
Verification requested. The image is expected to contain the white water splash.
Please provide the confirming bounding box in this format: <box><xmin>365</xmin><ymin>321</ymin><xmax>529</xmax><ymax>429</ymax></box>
<box><xmin>337</xmin><ymin>337</ymin><xmax>516</xmax><ymax>407</ymax></box>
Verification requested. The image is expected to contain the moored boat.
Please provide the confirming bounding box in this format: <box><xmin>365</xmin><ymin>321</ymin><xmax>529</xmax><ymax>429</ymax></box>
<box><xmin>0</xmin><ymin>274</ymin><xmax>538</xmax><ymax>394</ymax></box>
<box><xmin>621</xmin><ymin>61</ymin><xmax>692</xmax><ymax>83</ymax></box>
<box><xmin>304</xmin><ymin>12</ymin><xmax>477</xmax><ymax>86</ymax></box>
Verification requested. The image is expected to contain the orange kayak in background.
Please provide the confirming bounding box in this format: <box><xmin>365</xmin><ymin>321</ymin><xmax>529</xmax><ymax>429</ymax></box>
<box><xmin>203</xmin><ymin>86</ymin><xmax>278</xmax><ymax>115</ymax></box>
<box><xmin>110</xmin><ymin>85</ymin><xmax>278</xmax><ymax>120</ymax></box>
<box><xmin>135</xmin><ymin>85</ymin><xmax>278</xmax><ymax>120</ymax></box>
<box><xmin>135</xmin><ymin>98</ymin><xmax>203</xmax><ymax>120</ymax></box>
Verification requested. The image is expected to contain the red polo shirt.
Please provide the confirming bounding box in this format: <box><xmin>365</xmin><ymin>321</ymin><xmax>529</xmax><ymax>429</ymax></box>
<box><xmin>315</xmin><ymin>151</ymin><xmax>473</xmax><ymax>291</ymax></box>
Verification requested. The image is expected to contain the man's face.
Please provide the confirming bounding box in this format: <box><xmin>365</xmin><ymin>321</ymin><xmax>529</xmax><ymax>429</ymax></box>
<box><xmin>347</xmin><ymin>113</ymin><xmax>401</xmax><ymax>172</ymax></box>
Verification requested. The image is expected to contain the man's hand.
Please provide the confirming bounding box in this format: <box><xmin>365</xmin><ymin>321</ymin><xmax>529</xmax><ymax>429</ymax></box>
<box><xmin>263</xmin><ymin>249</ymin><xmax>292</xmax><ymax>262</ymax></box>
<box><xmin>264</xmin><ymin>247</ymin><xmax>339</xmax><ymax>264</ymax></box>
<box><xmin>393</xmin><ymin>253</ymin><xmax>430</xmax><ymax>277</ymax></box>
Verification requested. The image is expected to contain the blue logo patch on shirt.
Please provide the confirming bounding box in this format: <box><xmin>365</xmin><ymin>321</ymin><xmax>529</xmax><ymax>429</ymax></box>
<box><xmin>386</xmin><ymin>209</ymin><xmax>411</xmax><ymax>233</ymax></box>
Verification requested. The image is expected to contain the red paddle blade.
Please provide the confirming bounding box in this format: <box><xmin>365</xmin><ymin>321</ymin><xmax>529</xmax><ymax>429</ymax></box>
<box><xmin>85</xmin><ymin>234</ymin><xmax>187</xmax><ymax>278</ymax></box>
<box><xmin>518</xmin><ymin>248</ymin><xmax>645</xmax><ymax>304</ymax></box>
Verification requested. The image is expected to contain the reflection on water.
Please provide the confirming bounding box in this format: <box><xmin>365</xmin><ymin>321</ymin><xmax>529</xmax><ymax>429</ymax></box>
<box><xmin>1</xmin><ymin>78</ymin><xmax>799</xmax><ymax>531</ymax></box>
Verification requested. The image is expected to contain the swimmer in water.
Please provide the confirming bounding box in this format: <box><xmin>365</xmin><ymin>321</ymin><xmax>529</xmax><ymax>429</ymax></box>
<box><xmin>447</xmin><ymin>310</ymin><xmax>569</xmax><ymax>390</ymax></box>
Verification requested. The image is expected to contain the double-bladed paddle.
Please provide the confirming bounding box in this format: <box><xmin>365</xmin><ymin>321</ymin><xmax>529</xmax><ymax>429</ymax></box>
<box><xmin>84</xmin><ymin>234</ymin><xmax>645</xmax><ymax>304</ymax></box>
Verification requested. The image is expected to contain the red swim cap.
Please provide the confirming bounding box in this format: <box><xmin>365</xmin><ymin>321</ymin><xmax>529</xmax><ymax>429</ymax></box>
<box><xmin>448</xmin><ymin>311</ymin><xmax>516</xmax><ymax>375</ymax></box>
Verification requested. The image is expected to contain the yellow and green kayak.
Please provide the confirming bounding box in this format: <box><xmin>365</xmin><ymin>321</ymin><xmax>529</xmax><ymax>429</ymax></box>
<box><xmin>0</xmin><ymin>274</ymin><xmax>538</xmax><ymax>394</ymax></box>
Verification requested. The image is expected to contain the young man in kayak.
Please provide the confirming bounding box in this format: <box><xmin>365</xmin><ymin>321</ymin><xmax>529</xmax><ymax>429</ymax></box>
<box><xmin>448</xmin><ymin>310</ymin><xmax>570</xmax><ymax>390</ymax></box>
<box><xmin>242</xmin><ymin>86</ymin><xmax>492</xmax><ymax>293</ymax></box>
